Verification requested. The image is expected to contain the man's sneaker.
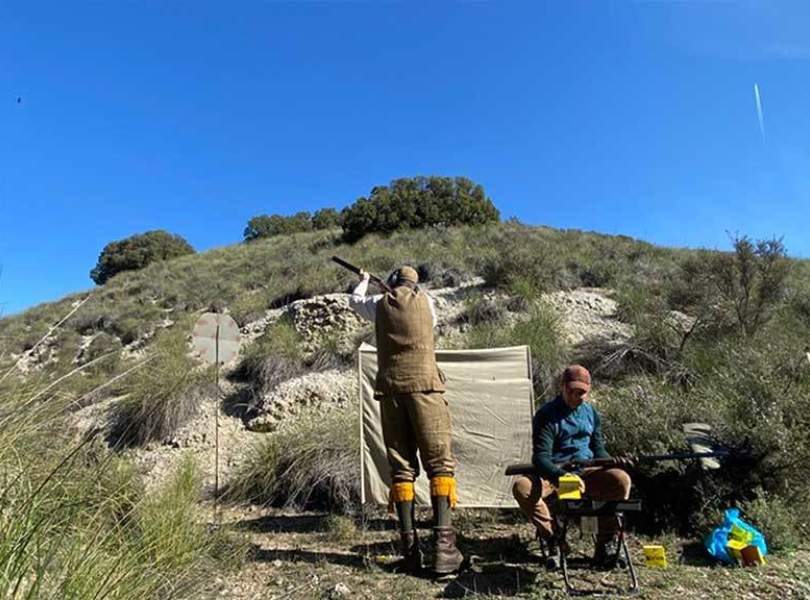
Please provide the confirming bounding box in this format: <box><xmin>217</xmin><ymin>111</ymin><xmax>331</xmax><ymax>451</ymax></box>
<box><xmin>593</xmin><ymin>536</ymin><xmax>627</xmax><ymax>570</ymax></box>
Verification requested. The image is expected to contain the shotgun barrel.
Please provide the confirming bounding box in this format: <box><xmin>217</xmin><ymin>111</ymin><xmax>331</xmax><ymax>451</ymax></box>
<box><xmin>504</xmin><ymin>450</ymin><xmax>729</xmax><ymax>477</ymax></box>
<box><xmin>331</xmin><ymin>256</ymin><xmax>394</xmax><ymax>295</ymax></box>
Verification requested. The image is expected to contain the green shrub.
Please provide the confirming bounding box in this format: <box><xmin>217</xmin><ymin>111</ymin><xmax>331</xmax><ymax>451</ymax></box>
<box><xmin>595</xmin><ymin>333</ymin><xmax>810</xmax><ymax>538</ymax></box>
<box><xmin>230</xmin><ymin>290</ymin><xmax>274</xmax><ymax>327</ymax></box>
<box><xmin>312</xmin><ymin>207</ymin><xmax>341</xmax><ymax>230</ymax></box>
<box><xmin>90</xmin><ymin>230</ymin><xmax>195</xmax><ymax>285</ymax></box>
<box><xmin>741</xmin><ymin>491</ymin><xmax>809</xmax><ymax>553</ymax></box>
<box><xmin>481</xmin><ymin>243</ymin><xmax>569</xmax><ymax>298</ymax></box>
<box><xmin>584</xmin><ymin>285</ymin><xmax>693</xmax><ymax>383</ymax></box>
<box><xmin>668</xmin><ymin>236</ymin><xmax>791</xmax><ymax>338</ymax></box>
<box><xmin>224</xmin><ymin>404</ymin><xmax>360</xmax><ymax>513</ymax></box>
<box><xmin>243</xmin><ymin>211</ymin><xmax>313</xmax><ymax>241</ymax></box>
<box><xmin>80</xmin><ymin>332</ymin><xmax>123</xmax><ymax>366</ymax></box>
<box><xmin>231</xmin><ymin>316</ymin><xmax>304</xmax><ymax>391</ymax></box>
<box><xmin>109</xmin><ymin>328</ymin><xmax>211</xmax><ymax>447</ymax></box>
<box><xmin>458</xmin><ymin>297</ymin><xmax>508</xmax><ymax>327</ymax></box>
<box><xmin>340</xmin><ymin>176</ymin><xmax>499</xmax><ymax>243</ymax></box>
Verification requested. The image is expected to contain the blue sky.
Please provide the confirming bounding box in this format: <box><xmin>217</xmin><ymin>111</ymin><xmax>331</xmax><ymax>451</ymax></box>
<box><xmin>2</xmin><ymin>1</ymin><xmax>809</xmax><ymax>316</ymax></box>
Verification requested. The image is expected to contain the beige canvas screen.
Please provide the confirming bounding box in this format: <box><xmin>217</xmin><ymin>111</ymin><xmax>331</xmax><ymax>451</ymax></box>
<box><xmin>359</xmin><ymin>343</ymin><xmax>534</xmax><ymax>508</ymax></box>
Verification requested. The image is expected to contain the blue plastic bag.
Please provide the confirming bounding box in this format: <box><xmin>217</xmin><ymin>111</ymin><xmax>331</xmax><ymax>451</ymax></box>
<box><xmin>704</xmin><ymin>508</ymin><xmax>768</xmax><ymax>564</ymax></box>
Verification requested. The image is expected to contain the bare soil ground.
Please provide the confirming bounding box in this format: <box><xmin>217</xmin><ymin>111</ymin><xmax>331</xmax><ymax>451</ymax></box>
<box><xmin>201</xmin><ymin>507</ymin><xmax>810</xmax><ymax>600</ymax></box>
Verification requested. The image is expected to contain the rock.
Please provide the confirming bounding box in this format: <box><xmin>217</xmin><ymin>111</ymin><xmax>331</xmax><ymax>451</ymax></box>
<box><xmin>667</xmin><ymin>310</ymin><xmax>696</xmax><ymax>334</ymax></box>
<box><xmin>329</xmin><ymin>583</ymin><xmax>351</xmax><ymax>599</ymax></box>
<box><xmin>541</xmin><ymin>289</ymin><xmax>632</xmax><ymax>346</ymax></box>
<box><xmin>244</xmin><ymin>414</ymin><xmax>277</xmax><ymax>433</ymax></box>
<box><xmin>246</xmin><ymin>369</ymin><xmax>357</xmax><ymax>431</ymax></box>
<box><xmin>286</xmin><ymin>294</ymin><xmax>367</xmax><ymax>353</ymax></box>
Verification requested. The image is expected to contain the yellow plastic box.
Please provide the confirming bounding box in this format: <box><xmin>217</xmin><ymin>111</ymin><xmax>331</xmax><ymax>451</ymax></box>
<box><xmin>727</xmin><ymin>539</ymin><xmax>747</xmax><ymax>563</ymax></box>
<box><xmin>730</xmin><ymin>524</ymin><xmax>754</xmax><ymax>545</ymax></box>
<box><xmin>643</xmin><ymin>545</ymin><xmax>668</xmax><ymax>568</ymax></box>
<box><xmin>557</xmin><ymin>475</ymin><xmax>582</xmax><ymax>500</ymax></box>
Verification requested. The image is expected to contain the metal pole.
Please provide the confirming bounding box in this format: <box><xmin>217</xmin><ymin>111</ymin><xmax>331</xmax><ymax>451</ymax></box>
<box><xmin>214</xmin><ymin>322</ymin><xmax>220</xmax><ymax>523</ymax></box>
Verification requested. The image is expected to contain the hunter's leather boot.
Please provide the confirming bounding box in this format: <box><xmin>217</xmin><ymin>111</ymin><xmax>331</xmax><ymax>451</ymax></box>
<box><xmin>432</xmin><ymin>526</ymin><xmax>464</xmax><ymax>574</ymax></box>
<box><xmin>399</xmin><ymin>529</ymin><xmax>423</xmax><ymax>572</ymax></box>
<box><xmin>391</xmin><ymin>481</ymin><xmax>421</xmax><ymax>572</ymax></box>
<box><xmin>429</xmin><ymin>475</ymin><xmax>463</xmax><ymax>575</ymax></box>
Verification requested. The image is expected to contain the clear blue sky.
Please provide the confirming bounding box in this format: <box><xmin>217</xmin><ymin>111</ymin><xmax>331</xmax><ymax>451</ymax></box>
<box><xmin>2</xmin><ymin>1</ymin><xmax>809</xmax><ymax>316</ymax></box>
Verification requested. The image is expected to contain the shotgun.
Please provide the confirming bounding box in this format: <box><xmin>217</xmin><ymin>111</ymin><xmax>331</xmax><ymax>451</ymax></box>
<box><xmin>331</xmin><ymin>256</ymin><xmax>394</xmax><ymax>295</ymax></box>
<box><xmin>504</xmin><ymin>449</ymin><xmax>730</xmax><ymax>477</ymax></box>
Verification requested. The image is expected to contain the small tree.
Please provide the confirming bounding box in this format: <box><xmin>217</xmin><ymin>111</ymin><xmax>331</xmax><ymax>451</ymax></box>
<box><xmin>243</xmin><ymin>212</ymin><xmax>313</xmax><ymax>242</ymax></box>
<box><xmin>717</xmin><ymin>236</ymin><xmax>791</xmax><ymax>336</ymax></box>
<box><xmin>90</xmin><ymin>230</ymin><xmax>194</xmax><ymax>285</ymax></box>
<box><xmin>672</xmin><ymin>235</ymin><xmax>790</xmax><ymax>338</ymax></box>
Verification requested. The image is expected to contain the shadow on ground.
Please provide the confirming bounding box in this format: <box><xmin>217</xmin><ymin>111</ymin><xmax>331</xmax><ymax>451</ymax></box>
<box><xmin>249</xmin><ymin>545</ymin><xmax>369</xmax><ymax>569</ymax></box>
<box><xmin>234</xmin><ymin>513</ymin><xmax>328</xmax><ymax>534</ymax></box>
<box><xmin>222</xmin><ymin>386</ymin><xmax>253</xmax><ymax>422</ymax></box>
<box><xmin>679</xmin><ymin>541</ymin><xmax>717</xmax><ymax>567</ymax></box>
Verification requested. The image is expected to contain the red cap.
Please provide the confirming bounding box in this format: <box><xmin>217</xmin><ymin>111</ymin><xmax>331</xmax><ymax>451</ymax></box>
<box><xmin>562</xmin><ymin>364</ymin><xmax>591</xmax><ymax>392</ymax></box>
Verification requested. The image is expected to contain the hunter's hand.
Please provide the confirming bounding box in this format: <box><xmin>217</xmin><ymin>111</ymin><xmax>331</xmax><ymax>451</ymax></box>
<box><xmin>359</xmin><ymin>269</ymin><xmax>370</xmax><ymax>281</ymax></box>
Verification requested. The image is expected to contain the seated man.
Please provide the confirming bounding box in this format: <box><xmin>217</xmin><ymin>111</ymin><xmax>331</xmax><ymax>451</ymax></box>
<box><xmin>512</xmin><ymin>364</ymin><xmax>632</xmax><ymax>569</ymax></box>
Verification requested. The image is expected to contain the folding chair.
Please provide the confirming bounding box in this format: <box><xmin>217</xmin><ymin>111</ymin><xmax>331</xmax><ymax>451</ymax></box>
<box><xmin>552</xmin><ymin>499</ymin><xmax>642</xmax><ymax>596</ymax></box>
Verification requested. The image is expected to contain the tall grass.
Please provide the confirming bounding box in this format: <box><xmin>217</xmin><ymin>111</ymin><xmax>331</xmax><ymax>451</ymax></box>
<box><xmin>224</xmin><ymin>403</ymin><xmax>360</xmax><ymax>514</ymax></box>
<box><xmin>0</xmin><ymin>371</ymin><xmax>241</xmax><ymax>599</ymax></box>
<box><xmin>108</xmin><ymin>326</ymin><xmax>212</xmax><ymax>448</ymax></box>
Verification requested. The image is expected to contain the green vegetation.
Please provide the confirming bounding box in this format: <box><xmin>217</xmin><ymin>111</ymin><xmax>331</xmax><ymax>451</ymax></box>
<box><xmin>224</xmin><ymin>404</ymin><xmax>360</xmax><ymax>514</ymax></box>
<box><xmin>340</xmin><ymin>176</ymin><xmax>500</xmax><ymax>243</ymax></box>
<box><xmin>0</xmin><ymin>367</ymin><xmax>241</xmax><ymax>598</ymax></box>
<box><xmin>108</xmin><ymin>325</ymin><xmax>212</xmax><ymax>448</ymax></box>
<box><xmin>311</xmin><ymin>207</ymin><xmax>341</xmax><ymax>230</ymax></box>
<box><xmin>243</xmin><ymin>207</ymin><xmax>342</xmax><ymax>242</ymax></box>
<box><xmin>229</xmin><ymin>316</ymin><xmax>310</xmax><ymax>416</ymax></box>
<box><xmin>586</xmin><ymin>236</ymin><xmax>810</xmax><ymax>542</ymax></box>
<box><xmin>90</xmin><ymin>229</ymin><xmax>195</xmax><ymax>284</ymax></box>
<box><xmin>0</xmin><ymin>222</ymin><xmax>674</xmax><ymax>361</ymax></box>
<box><xmin>243</xmin><ymin>211</ymin><xmax>315</xmax><ymax>241</ymax></box>
<box><xmin>321</xmin><ymin>513</ymin><xmax>359</xmax><ymax>543</ymax></box>
<box><xmin>463</xmin><ymin>300</ymin><xmax>569</xmax><ymax>399</ymax></box>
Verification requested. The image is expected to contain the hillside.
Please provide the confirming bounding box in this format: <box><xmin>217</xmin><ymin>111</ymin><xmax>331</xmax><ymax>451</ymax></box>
<box><xmin>0</xmin><ymin>222</ymin><xmax>676</xmax><ymax>366</ymax></box>
<box><xmin>1</xmin><ymin>221</ymin><xmax>809</xmax><ymax>599</ymax></box>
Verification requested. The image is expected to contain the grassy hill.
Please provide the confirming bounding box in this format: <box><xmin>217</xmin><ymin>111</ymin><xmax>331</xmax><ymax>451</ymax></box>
<box><xmin>1</xmin><ymin>221</ymin><xmax>809</xmax><ymax>598</ymax></box>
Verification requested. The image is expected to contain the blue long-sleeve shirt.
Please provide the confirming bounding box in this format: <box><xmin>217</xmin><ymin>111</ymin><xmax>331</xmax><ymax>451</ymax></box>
<box><xmin>531</xmin><ymin>395</ymin><xmax>610</xmax><ymax>484</ymax></box>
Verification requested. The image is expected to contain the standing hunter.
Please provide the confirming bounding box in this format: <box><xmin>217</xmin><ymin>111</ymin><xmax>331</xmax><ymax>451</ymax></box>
<box><xmin>349</xmin><ymin>265</ymin><xmax>463</xmax><ymax>575</ymax></box>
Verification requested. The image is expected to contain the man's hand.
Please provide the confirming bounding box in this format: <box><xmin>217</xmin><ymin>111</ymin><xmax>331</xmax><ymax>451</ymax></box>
<box><xmin>359</xmin><ymin>269</ymin><xmax>370</xmax><ymax>282</ymax></box>
<box><xmin>613</xmin><ymin>455</ymin><xmax>637</xmax><ymax>468</ymax></box>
